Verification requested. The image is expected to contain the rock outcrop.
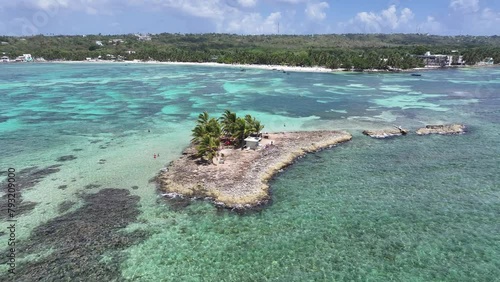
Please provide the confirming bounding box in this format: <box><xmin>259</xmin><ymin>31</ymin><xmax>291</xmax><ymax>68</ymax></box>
<box><xmin>416</xmin><ymin>124</ymin><xmax>466</xmax><ymax>135</ymax></box>
<box><xmin>362</xmin><ymin>126</ymin><xmax>408</xmax><ymax>138</ymax></box>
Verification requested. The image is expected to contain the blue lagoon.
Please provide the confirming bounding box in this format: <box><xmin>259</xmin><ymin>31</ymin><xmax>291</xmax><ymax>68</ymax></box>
<box><xmin>0</xmin><ymin>63</ymin><xmax>499</xmax><ymax>281</ymax></box>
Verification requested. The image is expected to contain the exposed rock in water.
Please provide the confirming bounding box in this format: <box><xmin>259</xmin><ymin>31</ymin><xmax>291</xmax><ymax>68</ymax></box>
<box><xmin>157</xmin><ymin>131</ymin><xmax>352</xmax><ymax>211</ymax></box>
<box><xmin>362</xmin><ymin>127</ymin><xmax>408</xmax><ymax>138</ymax></box>
<box><xmin>0</xmin><ymin>188</ymin><xmax>148</xmax><ymax>281</ymax></box>
<box><xmin>85</xmin><ymin>183</ymin><xmax>102</xmax><ymax>190</ymax></box>
<box><xmin>58</xmin><ymin>185</ymin><xmax>68</xmax><ymax>190</ymax></box>
<box><xmin>56</xmin><ymin>155</ymin><xmax>77</xmax><ymax>162</ymax></box>
<box><xmin>416</xmin><ymin>124</ymin><xmax>466</xmax><ymax>135</ymax></box>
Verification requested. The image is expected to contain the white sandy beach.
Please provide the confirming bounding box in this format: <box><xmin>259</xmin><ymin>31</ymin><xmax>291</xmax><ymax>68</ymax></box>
<box><xmin>53</xmin><ymin>60</ymin><xmax>342</xmax><ymax>73</ymax></box>
<box><xmin>46</xmin><ymin>59</ymin><xmax>477</xmax><ymax>73</ymax></box>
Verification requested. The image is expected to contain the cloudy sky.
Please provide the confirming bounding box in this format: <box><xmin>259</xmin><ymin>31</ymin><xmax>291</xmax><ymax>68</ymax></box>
<box><xmin>0</xmin><ymin>0</ymin><xmax>499</xmax><ymax>36</ymax></box>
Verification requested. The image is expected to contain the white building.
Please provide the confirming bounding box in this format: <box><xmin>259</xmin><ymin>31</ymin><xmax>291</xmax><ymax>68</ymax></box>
<box><xmin>136</xmin><ymin>34</ymin><xmax>152</xmax><ymax>41</ymax></box>
<box><xmin>1</xmin><ymin>56</ymin><xmax>9</xmax><ymax>62</ymax></box>
<box><xmin>95</xmin><ymin>41</ymin><xmax>103</xmax><ymax>46</ymax></box>
<box><xmin>477</xmin><ymin>57</ymin><xmax>494</xmax><ymax>65</ymax></box>
<box><xmin>109</xmin><ymin>39</ymin><xmax>124</xmax><ymax>44</ymax></box>
<box><xmin>244</xmin><ymin>136</ymin><xmax>261</xmax><ymax>150</ymax></box>
<box><xmin>23</xmin><ymin>54</ymin><xmax>33</xmax><ymax>61</ymax></box>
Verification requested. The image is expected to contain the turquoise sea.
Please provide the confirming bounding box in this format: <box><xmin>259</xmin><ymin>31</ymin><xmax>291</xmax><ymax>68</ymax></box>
<box><xmin>0</xmin><ymin>63</ymin><xmax>499</xmax><ymax>281</ymax></box>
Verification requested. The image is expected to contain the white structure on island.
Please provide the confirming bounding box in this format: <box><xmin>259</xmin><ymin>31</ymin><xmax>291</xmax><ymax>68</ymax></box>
<box><xmin>244</xmin><ymin>136</ymin><xmax>261</xmax><ymax>150</ymax></box>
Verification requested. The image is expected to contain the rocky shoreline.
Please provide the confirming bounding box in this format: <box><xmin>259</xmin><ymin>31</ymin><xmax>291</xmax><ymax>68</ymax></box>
<box><xmin>157</xmin><ymin>131</ymin><xmax>352</xmax><ymax>210</ymax></box>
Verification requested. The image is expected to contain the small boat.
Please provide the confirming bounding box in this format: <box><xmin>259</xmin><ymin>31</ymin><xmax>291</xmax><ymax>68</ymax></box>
<box><xmin>411</xmin><ymin>73</ymin><xmax>422</xmax><ymax>77</ymax></box>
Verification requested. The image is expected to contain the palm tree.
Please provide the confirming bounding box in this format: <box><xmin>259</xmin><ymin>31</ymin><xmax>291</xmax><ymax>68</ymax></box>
<box><xmin>206</xmin><ymin>117</ymin><xmax>222</xmax><ymax>139</ymax></box>
<box><xmin>191</xmin><ymin>124</ymin><xmax>207</xmax><ymax>144</ymax></box>
<box><xmin>197</xmin><ymin>111</ymin><xmax>210</xmax><ymax>126</ymax></box>
<box><xmin>252</xmin><ymin>120</ymin><xmax>264</xmax><ymax>135</ymax></box>
<box><xmin>220</xmin><ymin>109</ymin><xmax>237</xmax><ymax>136</ymax></box>
<box><xmin>192</xmin><ymin>112</ymin><xmax>222</xmax><ymax>162</ymax></box>
<box><xmin>232</xmin><ymin>117</ymin><xmax>249</xmax><ymax>147</ymax></box>
<box><xmin>196</xmin><ymin>135</ymin><xmax>220</xmax><ymax>164</ymax></box>
<box><xmin>192</xmin><ymin>112</ymin><xmax>220</xmax><ymax>144</ymax></box>
<box><xmin>244</xmin><ymin>114</ymin><xmax>264</xmax><ymax>135</ymax></box>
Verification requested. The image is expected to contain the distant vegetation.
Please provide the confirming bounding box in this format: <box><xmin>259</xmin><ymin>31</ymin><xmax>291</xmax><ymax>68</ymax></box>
<box><xmin>1</xmin><ymin>33</ymin><xmax>500</xmax><ymax>69</ymax></box>
<box><xmin>191</xmin><ymin>110</ymin><xmax>264</xmax><ymax>163</ymax></box>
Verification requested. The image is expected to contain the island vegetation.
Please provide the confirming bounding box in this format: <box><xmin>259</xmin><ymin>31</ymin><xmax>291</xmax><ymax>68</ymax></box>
<box><xmin>2</xmin><ymin>33</ymin><xmax>500</xmax><ymax>69</ymax></box>
<box><xmin>157</xmin><ymin>110</ymin><xmax>352</xmax><ymax>210</ymax></box>
<box><xmin>191</xmin><ymin>110</ymin><xmax>264</xmax><ymax>163</ymax></box>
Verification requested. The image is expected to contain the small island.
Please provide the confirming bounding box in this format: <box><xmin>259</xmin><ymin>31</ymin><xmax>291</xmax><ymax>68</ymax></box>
<box><xmin>416</xmin><ymin>124</ymin><xmax>466</xmax><ymax>135</ymax></box>
<box><xmin>157</xmin><ymin>110</ymin><xmax>352</xmax><ymax>210</ymax></box>
<box><xmin>362</xmin><ymin>126</ymin><xmax>409</xmax><ymax>138</ymax></box>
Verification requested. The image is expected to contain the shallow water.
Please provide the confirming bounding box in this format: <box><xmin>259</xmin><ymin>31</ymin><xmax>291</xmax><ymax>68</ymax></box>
<box><xmin>0</xmin><ymin>63</ymin><xmax>499</xmax><ymax>281</ymax></box>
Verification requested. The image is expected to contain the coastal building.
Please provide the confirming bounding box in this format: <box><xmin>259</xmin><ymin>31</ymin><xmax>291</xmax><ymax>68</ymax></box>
<box><xmin>12</xmin><ymin>54</ymin><xmax>33</xmax><ymax>62</ymax></box>
<box><xmin>23</xmin><ymin>54</ymin><xmax>33</xmax><ymax>62</ymax></box>
<box><xmin>1</xmin><ymin>56</ymin><xmax>9</xmax><ymax>62</ymax></box>
<box><xmin>126</xmin><ymin>50</ymin><xmax>136</xmax><ymax>54</ymax></box>
<box><xmin>415</xmin><ymin>51</ymin><xmax>453</xmax><ymax>67</ymax></box>
<box><xmin>244</xmin><ymin>136</ymin><xmax>261</xmax><ymax>150</ymax></box>
<box><xmin>1</xmin><ymin>41</ymin><xmax>8</xmax><ymax>45</ymax></box>
<box><xmin>95</xmin><ymin>41</ymin><xmax>104</xmax><ymax>46</ymax></box>
<box><xmin>136</xmin><ymin>34</ymin><xmax>152</xmax><ymax>41</ymax></box>
<box><xmin>477</xmin><ymin>57</ymin><xmax>494</xmax><ymax>65</ymax></box>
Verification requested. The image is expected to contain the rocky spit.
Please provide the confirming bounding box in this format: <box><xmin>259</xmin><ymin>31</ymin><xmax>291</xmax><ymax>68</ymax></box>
<box><xmin>416</xmin><ymin>124</ymin><xmax>466</xmax><ymax>135</ymax></box>
<box><xmin>362</xmin><ymin>127</ymin><xmax>409</xmax><ymax>138</ymax></box>
<box><xmin>157</xmin><ymin>131</ymin><xmax>352</xmax><ymax>210</ymax></box>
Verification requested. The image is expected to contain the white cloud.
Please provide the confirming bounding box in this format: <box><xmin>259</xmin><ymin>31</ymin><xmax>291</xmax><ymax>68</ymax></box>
<box><xmin>449</xmin><ymin>0</ymin><xmax>480</xmax><ymax>13</ymax></box>
<box><xmin>419</xmin><ymin>16</ymin><xmax>444</xmax><ymax>34</ymax></box>
<box><xmin>273</xmin><ymin>0</ymin><xmax>309</xmax><ymax>3</ymax></box>
<box><xmin>342</xmin><ymin>5</ymin><xmax>414</xmax><ymax>33</ymax></box>
<box><xmin>305</xmin><ymin>2</ymin><xmax>329</xmax><ymax>21</ymax></box>
<box><xmin>225</xmin><ymin>11</ymin><xmax>281</xmax><ymax>34</ymax></box>
<box><xmin>237</xmin><ymin>0</ymin><xmax>257</xmax><ymax>8</ymax></box>
<box><xmin>143</xmin><ymin>0</ymin><xmax>225</xmax><ymax>19</ymax></box>
<box><xmin>0</xmin><ymin>0</ymin><xmax>114</xmax><ymax>15</ymax></box>
<box><xmin>446</xmin><ymin>0</ymin><xmax>500</xmax><ymax>35</ymax></box>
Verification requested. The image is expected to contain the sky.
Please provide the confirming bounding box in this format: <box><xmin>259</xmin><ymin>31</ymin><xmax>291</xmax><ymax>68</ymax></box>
<box><xmin>0</xmin><ymin>0</ymin><xmax>499</xmax><ymax>36</ymax></box>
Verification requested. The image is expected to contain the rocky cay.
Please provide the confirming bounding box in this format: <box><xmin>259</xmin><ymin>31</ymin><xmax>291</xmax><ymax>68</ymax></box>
<box><xmin>416</xmin><ymin>124</ymin><xmax>466</xmax><ymax>135</ymax></box>
<box><xmin>157</xmin><ymin>131</ymin><xmax>352</xmax><ymax>210</ymax></box>
<box><xmin>362</xmin><ymin>126</ymin><xmax>409</xmax><ymax>138</ymax></box>
<box><xmin>362</xmin><ymin>124</ymin><xmax>465</xmax><ymax>138</ymax></box>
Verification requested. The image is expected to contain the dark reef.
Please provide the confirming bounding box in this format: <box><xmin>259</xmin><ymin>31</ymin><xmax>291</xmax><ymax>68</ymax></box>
<box><xmin>0</xmin><ymin>189</ymin><xmax>149</xmax><ymax>281</ymax></box>
<box><xmin>0</xmin><ymin>165</ymin><xmax>62</xmax><ymax>219</ymax></box>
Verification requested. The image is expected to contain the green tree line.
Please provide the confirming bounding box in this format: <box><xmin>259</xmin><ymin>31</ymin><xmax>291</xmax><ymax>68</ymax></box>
<box><xmin>1</xmin><ymin>33</ymin><xmax>500</xmax><ymax>69</ymax></box>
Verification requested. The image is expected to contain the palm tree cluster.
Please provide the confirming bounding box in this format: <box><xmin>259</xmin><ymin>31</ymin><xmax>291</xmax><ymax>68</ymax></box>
<box><xmin>191</xmin><ymin>110</ymin><xmax>264</xmax><ymax>162</ymax></box>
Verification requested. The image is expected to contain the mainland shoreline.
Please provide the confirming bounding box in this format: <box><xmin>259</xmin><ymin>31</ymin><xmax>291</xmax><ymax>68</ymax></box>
<box><xmin>36</xmin><ymin>59</ymin><xmax>486</xmax><ymax>74</ymax></box>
